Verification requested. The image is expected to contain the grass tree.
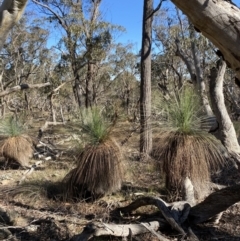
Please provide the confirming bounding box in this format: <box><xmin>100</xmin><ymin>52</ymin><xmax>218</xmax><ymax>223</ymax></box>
<box><xmin>64</xmin><ymin>107</ymin><xmax>124</xmax><ymax>200</ymax></box>
<box><xmin>153</xmin><ymin>87</ymin><xmax>225</xmax><ymax>201</ymax></box>
<box><xmin>0</xmin><ymin>117</ymin><xmax>34</xmax><ymax>168</ymax></box>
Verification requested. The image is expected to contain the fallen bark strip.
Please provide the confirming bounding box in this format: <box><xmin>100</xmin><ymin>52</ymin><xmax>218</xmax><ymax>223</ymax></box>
<box><xmin>72</xmin><ymin>221</ymin><xmax>169</xmax><ymax>241</ymax></box>
<box><xmin>0</xmin><ymin>82</ymin><xmax>51</xmax><ymax>97</ymax></box>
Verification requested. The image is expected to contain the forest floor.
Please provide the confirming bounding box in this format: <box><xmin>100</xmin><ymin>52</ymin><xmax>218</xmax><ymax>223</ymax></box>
<box><xmin>0</xmin><ymin>122</ymin><xmax>240</xmax><ymax>241</ymax></box>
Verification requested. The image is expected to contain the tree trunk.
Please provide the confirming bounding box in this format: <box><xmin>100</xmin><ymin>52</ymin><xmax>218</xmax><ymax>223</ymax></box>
<box><xmin>85</xmin><ymin>62</ymin><xmax>93</xmax><ymax>108</ymax></box>
<box><xmin>73</xmin><ymin>80</ymin><xmax>82</xmax><ymax>108</ymax></box>
<box><xmin>170</xmin><ymin>0</ymin><xmax>240</xmax><ymax>81</ymax></box>
<box><xmin>189</xmin><ymin>23</ymin><xmax>214</xmax><ymax>117</ymax></box>
<box><xmin>140</xmin><ymin>0</ymin><xmax>153</xmax><ymax>157</ymax></box>
<box><xmin>209</xmin><ymin>60</ymin><xmax>240</xmax><ymax>165</ymax></box>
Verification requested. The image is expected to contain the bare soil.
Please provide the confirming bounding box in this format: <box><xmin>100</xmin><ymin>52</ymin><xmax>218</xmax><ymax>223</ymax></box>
<box><xmin>0</xmin><ymin>123</ymin><xmax>240</xmax><ymax>241</ymax></box>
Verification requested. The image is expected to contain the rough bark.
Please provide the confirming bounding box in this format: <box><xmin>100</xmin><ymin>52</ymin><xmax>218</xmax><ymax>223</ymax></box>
<box><xmin>209</xmin><ymin>60</ymin><xmax>240</xmax><ymax>164</ymax></box>
<box><xmin>85</xmin><ymin>62</ymin><xmax>93</xmax><ymax>108</ymax></box>
<box><xmin>0</xmin><ymin>0</ymin><xmax>28</xmax><ymax>50</ymax></box>
<box><xmin>170</xmin><ymin>0</ymin><xmax>240</xmax><ymax>80</ymax></box>
<box><xmin>139</xmin><ymin>0</ymin><xmax>153</xmax><ymax>157</ymax></box>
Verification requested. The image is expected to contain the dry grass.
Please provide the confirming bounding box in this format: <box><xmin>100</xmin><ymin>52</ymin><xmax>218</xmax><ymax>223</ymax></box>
<box><xmin>64</xmin><ymin>138</ymin><xmax>124</xmax><ymax>200</ymax></box>
<box><xmin>0</xmin><ymin>134</ymin><xmax>34</xmax><ymax>167</ymax></box>
<box><xmin>153</xmin><ymin>130</ymin><xmax>225</xmax><ymax>199</ymax></box>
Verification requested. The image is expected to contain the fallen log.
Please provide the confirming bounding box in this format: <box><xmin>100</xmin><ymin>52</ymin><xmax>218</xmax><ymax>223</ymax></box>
<box><xmin>75</xmin><ymin>184</ymin><xmax>240</xmax><ymax>240</ymax></box>
<box><xmin>189</xmin><ymin>184</ymin><xmax>240</xmax><ymax>224</ymax></box>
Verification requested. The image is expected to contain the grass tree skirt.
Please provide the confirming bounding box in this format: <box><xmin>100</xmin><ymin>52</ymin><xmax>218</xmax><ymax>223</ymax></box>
<box><xmin>1</xmin><ymin>135</ymin><xmax>33</xmax><ymax>167</ymax></box>
<box><xmin>0</xmin><ymin>118</ymin><xmax>34</xmax><ymax>168</ymax></box>
<box><xmin>63</xmin><ymin>138</ymin><xmax>124</xmax><ymax>200</ymax></box>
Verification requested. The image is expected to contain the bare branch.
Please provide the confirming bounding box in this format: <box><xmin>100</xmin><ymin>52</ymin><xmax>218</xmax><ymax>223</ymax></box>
<box><xmin>32</xmin><ymin>0</ymin><xmax>68</xmax><ymax>31</ymax></box>
<box><xmin>0</xmin><ymin>82</ymin><xmax>51</xmax><ymax>97</ymax></box>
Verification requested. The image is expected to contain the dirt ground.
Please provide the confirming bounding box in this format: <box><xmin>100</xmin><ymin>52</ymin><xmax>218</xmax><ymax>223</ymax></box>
<box><xmin>0</xmin><ymin>123</ymin><xmax>240</xmax><ymax>241</ymax></box>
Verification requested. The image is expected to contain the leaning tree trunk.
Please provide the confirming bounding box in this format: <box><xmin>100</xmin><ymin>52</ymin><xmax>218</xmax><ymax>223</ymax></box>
<box><xmin>170</xmin><ymin>0</ymin><xmax>240</xmax><ymax>81</ymax></box>
<box><xmin>140</xmin><ymin>0</ymin><xmax>153</xmax><ymax>157</ymax></box>
<box><xmin>0</xmin><ymin>0</ymin><xmax>28</xmax><ymax>50</ymax></box>
<box><xmin>209</xmin><ymin>60</ymin><xmax>240</xmax><ymax>167</ymax></box>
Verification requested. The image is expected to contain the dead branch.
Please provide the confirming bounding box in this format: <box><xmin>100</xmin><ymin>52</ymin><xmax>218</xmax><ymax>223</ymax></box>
<box><xmin>118</xmin><ymin>196</ymin><xmax>187</xmax><ymax>235</ymax></box>
<box><xmin>189</xmin><ymin>184</ymin><xmax>240</xmax><ymax>224</ymax></box>
<box><xmin>0</xmin><ymin>83</ymin><xmax>51</xmax><ymax>97</ymax></box>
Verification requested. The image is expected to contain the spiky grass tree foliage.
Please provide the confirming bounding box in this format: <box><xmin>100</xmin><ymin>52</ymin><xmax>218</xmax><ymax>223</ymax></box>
<box><xmin>64</xmin><ymin>108</ymin><xmax>123</xmax><ymax>200</ymax></box>
<box><xmin>153</xmin><ymin>87</ymin><xmax>225</xmax><ymax>199</ymax></box>
<box><xmin>0</xmin><ymin>117</ymin><xmax>33</xmax><ymax>167</ymax></box>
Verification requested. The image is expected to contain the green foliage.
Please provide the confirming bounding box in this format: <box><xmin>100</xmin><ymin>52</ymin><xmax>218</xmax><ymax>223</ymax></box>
<box><xmin>79</xmin><ymin>107</ymin><xmax>112</xmax><ymax>145</ymax></box>
<box><xmin>153</xmin><ymin>86</ymin><xmax>225</xmax><ymax>199</ymax></box>
<box><xmin>0</xmin><ymin>117</ymin><xmax>25</xmax><ymax>137</ymax></box>
<box><xmin>162</xmin><ymin>87</ymin><xmax>202</xmax><ymax>134</ymax></box>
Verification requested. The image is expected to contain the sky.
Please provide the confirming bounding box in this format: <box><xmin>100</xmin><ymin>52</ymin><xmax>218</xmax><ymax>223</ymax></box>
<box><xmin>26</xmin><ymin>0</ymin><xmax>240</xmax><ymax>51</ymax></box>
<box><xmin>99</xmin><ymin>0</ymin><xmax>172</xmax><ymax>51</ymax></box>
<box><xmin>99</xmin><ymin>0</ymin><xmax>240</xmax><ymax>51</ymax></box>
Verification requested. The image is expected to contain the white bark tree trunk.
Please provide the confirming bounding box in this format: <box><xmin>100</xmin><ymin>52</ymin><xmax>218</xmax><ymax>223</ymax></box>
<box><xmin>209</xmin><ymin>60</ymin><xmax>240</xmax><ymax>167</ymax></box>
<box><xmin>171</xmin><ymin>0</ymin><xmax>240</xmax><ymax>80</ymax></box>
<box><xmin>0</xmin><ymin>0</ymin><xmax>28</xmax><ymax>50</ymax></box>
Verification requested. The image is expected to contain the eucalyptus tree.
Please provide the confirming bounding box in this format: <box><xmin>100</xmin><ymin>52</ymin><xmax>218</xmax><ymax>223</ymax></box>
<box><xmin>107</xmin><ymin>43</ymin><xmax>139</xmax><ymax>117</ymax></box>
<box><xmin>153</xmin><ymin>9</ymin><xmax>217</xmax><ymax>121</ymax></box>
<box><xmin>33</xmin><ymin>0</ymin><xmax>123</xmax><ymax>108</ymax></box>
<box><xmin>0</xmin><ymin>12</ymin><xmax>54</xmax><ymax>118</ymax></box>
<box><xmin>140</xmin><ymin>0</ymin><xmax>166</xmax><ymax>158</ymax></box>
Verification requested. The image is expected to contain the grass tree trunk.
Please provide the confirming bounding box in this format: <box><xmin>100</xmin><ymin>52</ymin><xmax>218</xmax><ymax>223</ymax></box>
<box><xmin>209</xmin><ymin>60</ymin><xmax>240</xmax><ymax>168</ymax></box>
<box><xmin>170</xmin><ymin>0</ymin><xmax>240</xmax><ymax>81</ymax></box>
<box><xmin>140</xmin><ymin>0</ymin><xmax>153</xmax><ymax>158</ymax></box>
<box><xmin>0</xmin><ymin>0</ymin><xmax>28</xmax><ymax>50</ymax></box>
